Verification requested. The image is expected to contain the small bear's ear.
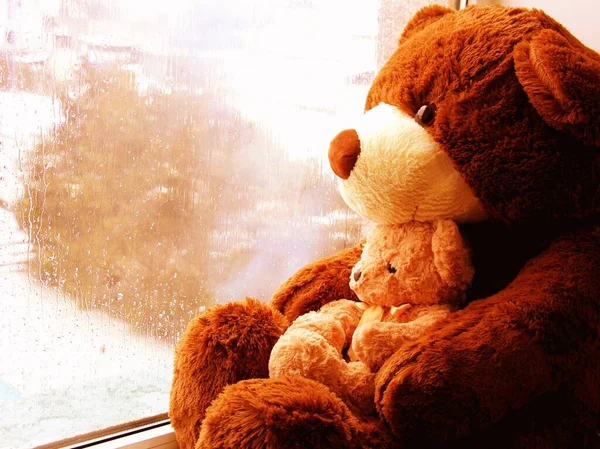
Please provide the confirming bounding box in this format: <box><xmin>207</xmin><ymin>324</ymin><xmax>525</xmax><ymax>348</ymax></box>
<box><xmin>514</xmin><ymin>29</ymin><xmax>600</xmax><ymax>146</ymax></box>
<box><xmin>431</xmin><ymin>220</ymin><xmax>473</xmax><ymax>290</ymax></box>
<box><xmin>400</xmin><ymin>5</ymin><xmax>454</xmax><ymax>42</ymax></box>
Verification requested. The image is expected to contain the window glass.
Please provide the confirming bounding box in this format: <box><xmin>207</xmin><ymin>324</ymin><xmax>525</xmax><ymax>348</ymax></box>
<box><xmin>0</xmin><ymin>0</ymin><xmax>444</xmax><ymax>446</ymax></box>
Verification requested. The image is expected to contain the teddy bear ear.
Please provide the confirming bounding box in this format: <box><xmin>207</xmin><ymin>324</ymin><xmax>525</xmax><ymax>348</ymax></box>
<box><xmin>400</xmin><ymin>5</ymin><xmax>454</xmax><ymax>42</ymax></box>
<box><xmin>514</xmin><ymin>29</ymin><xmax>600</xmax><ymax>146</ymax></box>
<box><xmin>431</xmin><ymin>220</ymin><xmax>474</xmax><ymax>290</ymax></box>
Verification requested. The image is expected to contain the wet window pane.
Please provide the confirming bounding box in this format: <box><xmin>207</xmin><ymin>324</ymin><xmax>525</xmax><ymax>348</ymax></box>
<box><xmin>0</xmin><ymin>0</ymin><xmax>444</xmax><ymax>446</ymax></box>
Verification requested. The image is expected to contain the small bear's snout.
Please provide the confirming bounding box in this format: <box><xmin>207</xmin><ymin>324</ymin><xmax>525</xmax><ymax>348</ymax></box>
<box><xmin>328</xmin><ymin>129</ymin><xmax>361</xmax><ymax>179</ymax></box>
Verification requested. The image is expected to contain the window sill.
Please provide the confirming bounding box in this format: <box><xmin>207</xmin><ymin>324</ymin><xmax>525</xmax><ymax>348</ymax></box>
<box><xmin>72</xmin><ymin>423</ymin><xmax>178</xmax><ymax>449</ymax></box>
<box><xmin>37</xmin><ymin>418</ymin><xmax>178</xmax><ymax>449</ymax></box>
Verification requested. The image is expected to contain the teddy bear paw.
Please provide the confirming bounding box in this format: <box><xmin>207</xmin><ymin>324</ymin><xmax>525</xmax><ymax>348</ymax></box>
<box><xmin>198</xmin><ymin>376</ymin><xmax>361</xmax><ymax>449</ymax></box>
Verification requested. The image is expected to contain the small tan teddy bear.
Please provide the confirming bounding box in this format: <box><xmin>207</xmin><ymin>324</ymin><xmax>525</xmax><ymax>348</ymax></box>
<box><xmin>269</xmin><ymin>219</ymin><xmax>473</xmax><ymax>415</ymax></box>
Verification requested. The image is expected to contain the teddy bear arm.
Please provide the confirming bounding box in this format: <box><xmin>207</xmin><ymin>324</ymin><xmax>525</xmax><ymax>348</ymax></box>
<box><xmin>270</xmin><ymin>299</ymin><xmax>362</xmax><ymax>371</ymax></box>
<box><xmin>352</xmin><ymin>308</ymin><xmax>451</xmax><ymax>372</ymax></box>
<box><xmin>318</xmin><ymin>299</ymin><xmax>364</xmax><ymax>347</ymax></box>
<box><xmin>269</xmin><ymin>326</ymin><xmax>348</xmax><ymax>396</ymax></box>
<box><xmin>375</xmin><ymin>230</ymin><xmax>600</xmax><ymax>447</ymax></box>
<box><xmin>269</xmin><ymin>308</ymin><xmax>375</xmax><ymax>415</ymax></box>
<box><xmin>270</xmin><ymin>242</ymin><xmax>363</xmax><ymax>323</ymax></box>
<box><xmin>170</xmin><ymin>298</ymin><xmax>288</xmax><ymax>449</ymax></box>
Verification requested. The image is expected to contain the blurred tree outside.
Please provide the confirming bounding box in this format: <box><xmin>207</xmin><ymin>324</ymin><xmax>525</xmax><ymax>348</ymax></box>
<box><xmin>0</xmin><ymin>56</ymin><xmax>52</xmax><ymax>92</ymax></box>
<box><xmin>17</xmin><ymin>65</ymin><xmax>362</xmax><ymax>342</ymax></box>
<box><xmin>17</xmin><ymin>67</ymin><xmax>249</xmax><ymax>340</ymax></box>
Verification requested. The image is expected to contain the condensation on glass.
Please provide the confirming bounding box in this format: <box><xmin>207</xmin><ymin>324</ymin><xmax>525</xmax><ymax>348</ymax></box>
<box><xmin>0</xmin><ymin>0</ymin><xmax>444</xmax><ymax>446</ymax></box>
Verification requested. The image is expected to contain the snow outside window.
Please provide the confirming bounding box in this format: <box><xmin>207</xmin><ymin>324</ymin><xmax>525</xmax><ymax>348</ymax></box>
<box><xmin>0</xmin><ymin>0</ymin><xmax>444</xmax><ymax>447</ymax></box>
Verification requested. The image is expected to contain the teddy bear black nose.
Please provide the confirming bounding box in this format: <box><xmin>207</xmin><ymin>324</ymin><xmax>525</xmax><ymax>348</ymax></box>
<box><xmin>328</xmin><ymin>129</ymin><xmax>361</xmax><ymax>180</ymax></box>
<box><xmin>353</xmin><ymin>270</ymin><xmax>361</xmax><ymax>281</ymax></box>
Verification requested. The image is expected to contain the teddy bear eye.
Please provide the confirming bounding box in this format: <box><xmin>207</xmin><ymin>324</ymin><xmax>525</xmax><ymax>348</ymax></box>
<box><xmin>415</xmin><ymin>103</ymin><xmax>437</xmax><ymax>125</ymax></box>
<box><xmin>387</xmin><ymin>263</ymin><xmax>397</xmax><ymax>274</ymax></box>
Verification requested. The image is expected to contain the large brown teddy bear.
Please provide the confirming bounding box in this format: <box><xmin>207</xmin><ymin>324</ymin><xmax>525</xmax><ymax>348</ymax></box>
<box><xmin>170</xmin><ymin>5</ymin><xmax>600</xmax><ymax>449</ymax></box>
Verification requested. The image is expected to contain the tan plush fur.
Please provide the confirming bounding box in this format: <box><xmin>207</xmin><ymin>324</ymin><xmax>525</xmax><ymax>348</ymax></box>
<box><xmin>350</xmin><ymin>220</ymin><xmax>474</xmax><ymax>307</ymax></box>
<box><xmin>268</xmin><ymin>220</ymin><xmax>473</xmax><ymax>415</ymax></box>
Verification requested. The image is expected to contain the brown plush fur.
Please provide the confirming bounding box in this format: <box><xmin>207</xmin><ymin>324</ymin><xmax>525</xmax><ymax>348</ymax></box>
<box><xmin>270</xmin><ymin>242</ymin><xmax>362</xmax><ymax>322</ymax></box>
<box><xmin>197</xmin><ymin>376</ymin><xmax>360</xmax><ymax>449</ymax></box>
<box><xmin>170</xmin><ymin>6</ymin><xmax>600</xmax><ymax>449</ymax></box>
<box><xmin>376</xmin><ymin>228</ymin><xmax>600</xmax><ymax>447</ymax></box>
<box><xmin>367</xmin><ymin>5</ymin><xmax>600</xmax><ymax>225</ymax></box>
<box><xmin>514</xmin><ymin>28</ymin><xmax>600</xmax><ymax>146</ymax></box>
<box><xmin>197</xmin><ymin>376</ymin><xmax>398</xmax><ymax>449</ymax></box>
<box><xmin>170</xmin><ymin>298</ymin><xmax>288</xmax><ymax>449</ymax></box>
<box><xmin>400</xmin><ymin>5</ymin><xmax>454</xmax><ymax>42</ymax></box>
